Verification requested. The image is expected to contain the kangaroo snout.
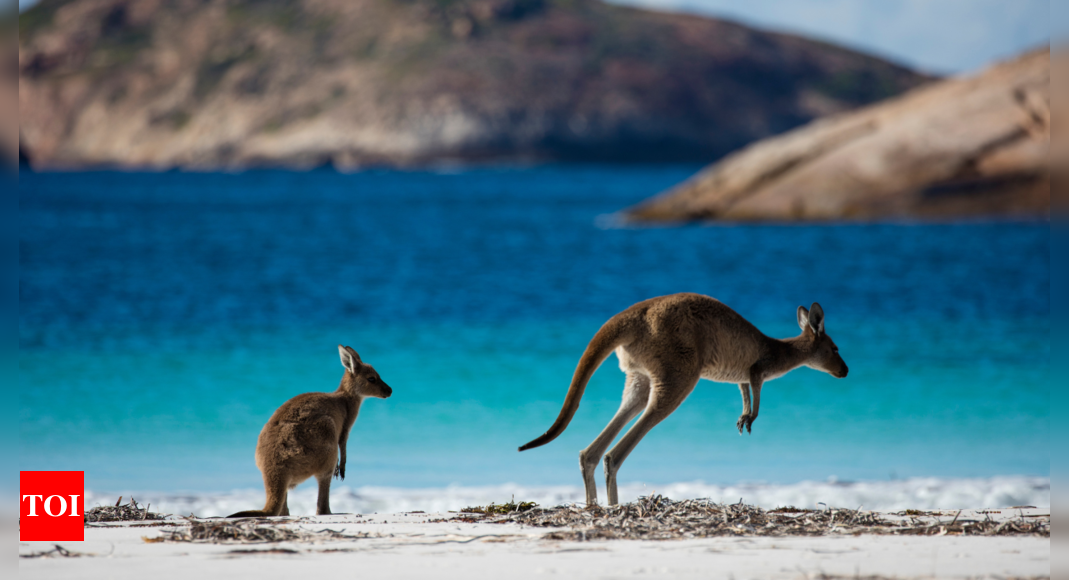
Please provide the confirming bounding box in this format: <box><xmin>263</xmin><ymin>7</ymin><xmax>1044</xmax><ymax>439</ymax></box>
<box><xmin>836</xmin><ymin>364</ymin><xmax>849</xmax><ymax>378</ymax></box>
<box><xmin>381</xmin><ymin>385</ymin><xmax>393</xmax><ymax>398</ymax></box>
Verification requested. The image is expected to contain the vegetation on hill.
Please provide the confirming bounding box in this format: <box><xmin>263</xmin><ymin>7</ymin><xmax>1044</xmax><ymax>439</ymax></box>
<box><xmin>18</xmin><ymin>0</ymin><xmax>929</xmax><ymax>169</ymax></box>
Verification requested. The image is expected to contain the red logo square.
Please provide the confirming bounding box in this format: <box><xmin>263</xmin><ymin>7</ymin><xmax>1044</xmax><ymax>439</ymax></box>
<box><xmin>20</xmin><ymin>471</ymin><xmax>85</xmax><ymax>541</ymax></box>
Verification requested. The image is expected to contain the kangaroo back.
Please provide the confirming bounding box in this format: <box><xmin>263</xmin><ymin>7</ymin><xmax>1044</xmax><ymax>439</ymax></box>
<box><xmin>518</xmin><ymin>318</ymin><xmax>630</xmax><ymax>451</ymax></box>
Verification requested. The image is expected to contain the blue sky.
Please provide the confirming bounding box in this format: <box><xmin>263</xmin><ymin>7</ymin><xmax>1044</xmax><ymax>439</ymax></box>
<box><xmin>614</xmin><ymin>0</ymin><xmax>1051</xmax><ymax>73</ymax></box>
<box><xmin>18</xmin><ymin>0</ymin><xmax>1054</xmax><ymax>74</ymax></box>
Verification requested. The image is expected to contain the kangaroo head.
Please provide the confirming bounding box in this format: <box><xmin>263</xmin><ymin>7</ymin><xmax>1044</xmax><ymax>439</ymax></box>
<box><xmin>796</xmin><ymin>303</ymin><xmax>848</xmax><ymax>379</ymax></box>
<box><xmin>338</xmin><ymin>345</ymin><xmax>393</xmax><ymax>398</ymax></box>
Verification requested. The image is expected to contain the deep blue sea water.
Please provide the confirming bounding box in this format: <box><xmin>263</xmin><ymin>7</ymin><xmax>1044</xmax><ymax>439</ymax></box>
<box><xmin>19</xmin><ymin>167</ymin><xmax>1049</xmax><ymax>510</ymax></box>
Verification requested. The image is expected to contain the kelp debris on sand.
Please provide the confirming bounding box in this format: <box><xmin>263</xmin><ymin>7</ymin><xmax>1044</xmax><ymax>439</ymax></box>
<box><xmin>20</xmin><ymin>544</ymin><xmax>91</xmax><ymax>559</ymax></box>
<box><xmin>475</xmin><ymin>495</ymin><xmax>1049</xmax><ymax>541</ymax></box>
<box><xmin>85</xmin><ymin>497</ymin><xmax>165</xmax><ymax>524</ymax></box>
<box><xmin>148</xmin><ymin>518</ymin><xmax>374</xmax><ymax>544</ymax></box>
<box><xmin>461</xmin><ymin>497</ymin><xmax>539</xmax><ymax>516</ymax></box>
<box><xmin>808</xmin><ymin>576</ymin><xmax>1047</xmax><ymax>580</ymax></box>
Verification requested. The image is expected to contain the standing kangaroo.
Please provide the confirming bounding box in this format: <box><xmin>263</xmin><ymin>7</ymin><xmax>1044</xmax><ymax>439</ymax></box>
<box><xmin>228</xmin><ymin>345</ymin><xmax>392</xmax><ymax>517</ymax></box>
<box><xmin>518</xmin><ymin>293</ymin><xmax>848</xmax><ymax>506</ymax></box>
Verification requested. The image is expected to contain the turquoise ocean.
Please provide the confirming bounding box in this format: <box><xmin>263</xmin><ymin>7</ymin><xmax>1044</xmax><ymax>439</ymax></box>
<box><xmin>19</xmin><ymin>166</ymin><xmax>1049</xmax><ymax>514</ymax></box>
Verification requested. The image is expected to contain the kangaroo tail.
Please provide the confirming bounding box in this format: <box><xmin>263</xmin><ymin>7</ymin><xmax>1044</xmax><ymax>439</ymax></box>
<box><xmin>518</xmin><ymin>319</ymin><xmax>628</xmax><ymax>451</ymax></box>
<box><xmin>227</xmin><ymin>509</ymin><xmax>275</xmax><ymax>518</ymax></box>
<box><xmin>227</xmin><ymin>475</ymin><xmax>287</xmax><ymax>518</ymax></box>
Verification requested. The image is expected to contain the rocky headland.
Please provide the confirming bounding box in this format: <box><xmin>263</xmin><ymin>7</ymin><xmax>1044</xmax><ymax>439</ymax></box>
<box><xmin>622</xmin><ymin>48</ymin><xmax>1051</xmax><ymax>222</ymax></box>
<box><xmin>18</xmin><ymin>0</ymin><xmax>927</xmax><ymax>169</ymax></box>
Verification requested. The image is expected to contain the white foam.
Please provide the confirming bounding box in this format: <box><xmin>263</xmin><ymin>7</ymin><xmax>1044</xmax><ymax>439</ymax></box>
<box><xmin>88</xmin><ymin>476</ymin><xmax>1049</xmax><ymax>518</ymax></box>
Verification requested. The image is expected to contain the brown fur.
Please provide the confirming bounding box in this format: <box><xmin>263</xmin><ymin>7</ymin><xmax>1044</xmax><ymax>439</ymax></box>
<box><xmin>518</xmin><ymin>293</ymin><xmax>848</xmax><ymax>506</ymax></box>
<box><xmin>228</xmin><ymin>345</ymin><xmax>392</xmax><ymax>517</ymax></box>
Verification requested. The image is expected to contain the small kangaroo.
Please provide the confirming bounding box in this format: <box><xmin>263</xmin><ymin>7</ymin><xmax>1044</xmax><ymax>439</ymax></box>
<box><xmin>518</xmin><ymin>293</ymin><xmax>848</xmax><ymax>506</ymax></box>
<box><xmin>228</xmin><ymin>345</ymin><xmax>392</xmax><ymax>517</ymax></box>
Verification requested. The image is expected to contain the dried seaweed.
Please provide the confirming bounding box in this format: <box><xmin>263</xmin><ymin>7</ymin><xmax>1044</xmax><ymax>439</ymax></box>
<box><xmin>477</xmin><ymin>495</ymin><xmax>1049</xmax><ymax>541</ymax></box>
<box><xmin>461</xmin><ymin>497</ymin><xmax>539</xmax><ymax>515</ymax></box>
<box><xmin>809</xmin><ymin>576</ymin><xmax>1047</xmax><ymax>580</ymax></box>
<box><xmin>149</xmin><ymin>518</ymin><xmax>374</xmax><ymax>544</ymax></box>
<box><xmin>768</xmin><ymin>506</ymin><xmax>815</xmax><ymax>514</ymax></box>
<box><xmin>20</xmin><ymin>544</ymin><xmax>90</xmax><ymax>559</ymax></box>
<box><xmin>806</xmin><ymin>575</ymin><xmax>898</xmax><ymax>580</ymax></box>
<box><xmin>84</xmin><ymin>497</ymin><xmax>165</xmax><ymax>524</ymax></box>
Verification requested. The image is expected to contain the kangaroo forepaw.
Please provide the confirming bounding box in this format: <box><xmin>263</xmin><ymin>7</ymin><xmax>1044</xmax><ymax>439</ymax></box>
<box><xmin>736</xmin><ymin>415</ymin><xmax>754</xmax><ymax>435</ymax></box>
<box><xmin>334</xmin><ymin>464</ymin><xmax>345</xmax><ymax>480</ymax></box>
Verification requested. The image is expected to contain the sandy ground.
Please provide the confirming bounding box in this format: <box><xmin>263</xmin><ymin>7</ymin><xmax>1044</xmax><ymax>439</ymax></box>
<box><xmin>19</xmin><ymin>509</ymin><xmax>1049</xmax><ymax>580</ymax></box>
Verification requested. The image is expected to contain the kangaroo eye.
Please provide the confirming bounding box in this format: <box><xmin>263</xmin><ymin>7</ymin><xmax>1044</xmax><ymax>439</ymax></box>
<box><xmin>368</xmin><ymin>376</ymin><xmax>377</xmax><ymax>383</ymax></box>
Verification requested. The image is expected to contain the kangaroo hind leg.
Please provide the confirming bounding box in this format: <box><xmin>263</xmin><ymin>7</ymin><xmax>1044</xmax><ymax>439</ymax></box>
<box><xmin>315</xmin><ymin>473</ymin><xmax>333</xmax><ymax>515</ymax></box>
<box><xmin>737</xmin><ymin>383</ymin><xmax>751</xmax><ymax>434</ymax></box>
<box><xmin>579</xmin><ymin>373</ymin><xmax>650</xmax><ymax>507</ymax></box>
<box><xmin>316</xmin><ymin>451</ymin><xmax>338</xmax><ymax>515</ymax></box>
<box><xmin>604</xmin><ymin>371</ymin><xmax>698</xmax><ymax>506</ymax></box>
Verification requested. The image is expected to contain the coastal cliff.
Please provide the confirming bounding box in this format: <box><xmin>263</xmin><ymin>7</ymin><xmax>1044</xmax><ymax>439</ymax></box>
<box><xmin>18</xmin><ymin>0</ymin><xmax>927</xmax><ymax>169</ymax></box>
<box><xmin>622</xmin><ymin>49</ymin><xmax>1050</xmax><ymax>222</ymax></box>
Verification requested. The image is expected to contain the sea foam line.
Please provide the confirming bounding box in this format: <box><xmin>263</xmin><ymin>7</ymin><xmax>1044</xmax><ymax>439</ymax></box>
<box><xmin>87</xmin><ymin>476</ymin><xmax>1049</xmax><ymax>518</ymax></box>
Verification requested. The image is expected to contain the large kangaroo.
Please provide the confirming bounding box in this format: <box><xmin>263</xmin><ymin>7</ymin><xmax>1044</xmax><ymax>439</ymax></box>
<box><xmin>519</xmin><ymin>293</ymin><xmax>848</xmax><ymax>506</ymax></box>
<box><xmin>228</xmin><ymin>345</ymin><xmax>392</xmax><ymax>517</ymax></box>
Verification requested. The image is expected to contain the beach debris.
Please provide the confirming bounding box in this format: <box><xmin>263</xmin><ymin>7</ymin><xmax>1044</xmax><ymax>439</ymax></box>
<box><xmin>148</xmin><ymin>518</ymin><xmax>374</xmax><ymax>544</ymax></box>
<box><xmin>768</xmin><ymin>506</ymin><xmax>814</xmax><ymax>514</ymax></box>
<box><xmin>19</xmin><ymin>544</ymin><xmax>91</xmax><ymax>559</ymax></box>
<box><xmin>85</xmin><ymin>497</ymin><xmax>165</xmax><ymax>524</ymax></box>
<box><xmin>460</xmin><ymin>497</ymin><xmax>539</xmax><ymax>516</ymax></box>
<box><xmin>472</xmin><ymin>495</ymin><xmax>1049</xmax><ymax>540</ymax></box>
<box><xmin>227</xmin><ymin>548</ymin><xmax>300</xmax><ymax>555</ymax></box>
<box><xmin>805</xmin><ymin>575</ymin><xmax>901</xmax><ymax>580</ymax></box>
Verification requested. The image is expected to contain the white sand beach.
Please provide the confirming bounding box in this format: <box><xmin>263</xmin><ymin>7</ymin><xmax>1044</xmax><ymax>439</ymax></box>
<box><xmin>20</xmin><ymin>508</ymin><xmax>1049</xmax><ymax>580</ymax></box>
<box><xmin>81</xmin><ymin>476</ymin><xmax>1054</xmax><ymax>517</ymax></box>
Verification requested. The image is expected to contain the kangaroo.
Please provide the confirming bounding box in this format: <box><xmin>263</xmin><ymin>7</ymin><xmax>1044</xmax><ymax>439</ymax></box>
<box><xmin>518</xmin><ymin>293</ymin><xmax>848</xmax><ymax>506</ymax></box>
<box><xmin>228</xmin><ymin>345</ymin><xmax>392</xmax><ymax>517</ymax></box>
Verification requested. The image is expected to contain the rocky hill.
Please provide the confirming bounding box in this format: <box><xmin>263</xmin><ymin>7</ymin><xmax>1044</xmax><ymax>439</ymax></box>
<box><xmin>2</xmin><ymin>15</ymin><xmax>17</xmax><ymax>169</ymax></box>
<box><xmin>622</xmin><ymin>48</ymin><xmax>1050</xmax><ymax>222</ymax></box>
<box><xmin>18</xmin><ymin>0</ymin><xmax>928</xmax><ymax>169</ymax></box>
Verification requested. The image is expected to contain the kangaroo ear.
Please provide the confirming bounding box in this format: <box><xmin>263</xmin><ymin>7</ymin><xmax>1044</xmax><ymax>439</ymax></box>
<box><xmin>808</xmin><ymin>303</ymin><xmax>825</xmax><ymax>334</ymax></box>
<box><xmin>797</xmin><ymin>305</ymin><xmax>810</xmax><ymax>331</ymax></box>
<box><xmin>338</xmin><ymin>345</ymin><xmax>360</xmax><ymax>373</ymax></box>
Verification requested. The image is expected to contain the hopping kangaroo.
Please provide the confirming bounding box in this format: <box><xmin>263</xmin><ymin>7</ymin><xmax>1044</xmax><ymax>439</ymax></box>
<box><xmin>228</xmin><ymin>345</ymin><xmax>392</xmax><ymax>517</ymax></box>
<box><xmin>518</xmin><ymin>293</ymin><xmax>848</xmax><ymax>506</ymax></box>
